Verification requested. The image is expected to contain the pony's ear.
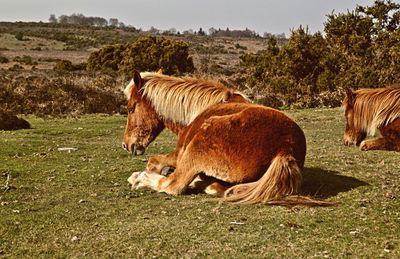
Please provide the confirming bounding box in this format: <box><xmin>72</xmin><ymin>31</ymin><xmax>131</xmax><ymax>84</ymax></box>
<box><xmin>157</xmin><ymin>68</ymin><xmax>163</xmax><ymax>74</ymax></box>
<box><xmin>346</xmin><ymin>88</ymin><xmax>355</xmax><ymax>104</ymax></box>
<box><xmin>133</xmin><ymin>70</ymin><xmax>142</xmax><ymax>88</ymax></box>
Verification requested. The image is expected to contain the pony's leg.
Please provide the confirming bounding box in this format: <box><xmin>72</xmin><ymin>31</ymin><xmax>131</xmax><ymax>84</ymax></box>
<box><xmin>129</xmin><ymin>170</ymin><xmax>165</xmax><ymax>191</ymax></box>
<box><xmin>360</xmin><ymin>138</ymin><xmax>388</xmax><ymax>151</ymax></box>
<box><xmin>127</xmin><ymin>147</ymin><xmax>198</xmax><ymax>194</ymax></box>
<box><xmin>360</xmin><ymin>119</ymin><xmax>400</xmax><ymax>151</ymax></box>
<box><xmin>128</xmin><ymin>171</ymin><xmax>149</xmax><ymax>189</ymax></box>
<box><xmin>203</xmin><ymin>182</ymin><xmax>228</xmax><ymax>196</ymax></box>
<box><xmin>146</xmin><ymin>151</ymin><xmax>178</xmax><ymax>175</ymax></box>
<box><xmin>130</xmin><ymin>167</ymin><xmax>197</xmax><ymax>195</ymax></box>
<box><xmin>146</xmin><ymin>127</ymin><xmax>189</xmax><ymax>175</ymax></box>
<box><xmin>147</xmin><ymin>154</ymin><xmax>229</xmax><ymax>195</ymax></box>
<box><xmin>129</xmin><ymin>170</ymin><xmax>228</xmax><ymax>196</ymax></box>
<box><xmin>188</xmin><ymin>174</ymin><xmax>230</xmax><ymax>196</ymax></box>
<box><xmin>158</xmin><ymin>163</ymin><xmax>199</xmax><ymax>195</ymax></box>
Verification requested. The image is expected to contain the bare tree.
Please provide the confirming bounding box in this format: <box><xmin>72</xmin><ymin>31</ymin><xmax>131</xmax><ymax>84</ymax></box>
<box><xmin>109</xmin><ymin>18</ymin><xmax>119</xmax><ymax>27</ymax></box>
<box><xmin>49</xmin><ymin>14</ymin><xmax>57</xmax><ymax>23</ymax></box>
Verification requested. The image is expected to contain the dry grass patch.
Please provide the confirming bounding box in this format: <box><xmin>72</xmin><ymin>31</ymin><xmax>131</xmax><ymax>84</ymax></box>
<box><xmin>0</xmin><ymin>33</ymin><xmax>65</xmax><ymax>51</ymax></box>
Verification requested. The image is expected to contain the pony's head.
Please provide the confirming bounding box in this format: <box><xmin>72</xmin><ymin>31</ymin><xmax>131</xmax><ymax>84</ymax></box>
<box><xmin>342</xmin><ymin>89</ymin><xmax>366</xmax><ymax>146</ymax></box>
<box><xmin>122</xmin><ymin>70</ymin><xmax>165</xmax><ymax>155</ymax></box>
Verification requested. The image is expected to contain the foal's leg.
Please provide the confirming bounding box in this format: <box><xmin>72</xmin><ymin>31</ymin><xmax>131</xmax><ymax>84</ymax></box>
<box><xmin>360</xmin><ymin>119</ymin><xmax>400</xmax><ymax>151</ymax></box>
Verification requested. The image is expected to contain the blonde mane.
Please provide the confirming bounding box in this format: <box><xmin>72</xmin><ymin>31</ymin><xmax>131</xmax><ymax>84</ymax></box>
<box><xmin>344</xmin><ymin>86</ymin><xmax>400</xmax><ymax>136</ymax></box>
<box><xmin>126</xmin><ymin>72</ymin><xmax>247</xmax><ymax>125</ymax></box>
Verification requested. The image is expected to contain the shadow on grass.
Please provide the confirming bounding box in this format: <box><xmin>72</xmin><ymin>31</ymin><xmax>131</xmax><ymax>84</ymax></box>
<box><xmin>300</xmin><ymin>167</ymin><xmax>368</xmax><ymax>199</ymax></box>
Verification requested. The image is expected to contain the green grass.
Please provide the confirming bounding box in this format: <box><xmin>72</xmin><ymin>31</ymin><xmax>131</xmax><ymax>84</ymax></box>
<box><xmin>1</xmin><ymin>109</ymin><xmax>399</xmax><ymax>258</ymax></box>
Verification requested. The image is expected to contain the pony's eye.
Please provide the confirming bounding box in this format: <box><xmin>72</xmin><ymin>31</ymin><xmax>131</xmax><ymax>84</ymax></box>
<box><xmin>127</xmin><ymin>104</ymin><xmax>136</xmax><ymax>113</ymax></box>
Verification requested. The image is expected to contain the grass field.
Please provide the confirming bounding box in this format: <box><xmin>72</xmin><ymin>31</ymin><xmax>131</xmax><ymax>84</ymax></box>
<box><xmin>1</xmin><ymin>109</ymin><xmax>399</xmax><ymax>258</ymax></box>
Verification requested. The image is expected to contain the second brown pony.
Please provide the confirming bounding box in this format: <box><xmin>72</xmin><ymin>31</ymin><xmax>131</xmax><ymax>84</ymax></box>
<box><xmin>343</xmin><ymin>87</ymin><xmax>400</xmax><ymax>151</ymax></box>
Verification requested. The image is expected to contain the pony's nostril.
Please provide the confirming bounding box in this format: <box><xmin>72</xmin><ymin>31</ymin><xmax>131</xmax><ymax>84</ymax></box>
<box><xmin>122</xmin><ymin>143</ymin><xmax>127</xmax><ymax>150</ymax></box>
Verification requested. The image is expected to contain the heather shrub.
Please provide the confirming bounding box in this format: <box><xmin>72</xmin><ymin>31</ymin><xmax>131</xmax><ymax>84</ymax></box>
<box><xmin>0</xmin><ymin>70</ymin><xmax>126</xmax><ymax>116</ymax></box>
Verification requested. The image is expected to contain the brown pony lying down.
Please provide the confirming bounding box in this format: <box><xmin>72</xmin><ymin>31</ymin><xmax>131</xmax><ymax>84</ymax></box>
<box><xmin>343</xmin><ymin>87</ymin><xmax>400</xmax><ymax>151</ymax></box>
<box><xmin>128</xmin><ymin>102</ymin><xmax>330</xmax><ymax>206</ymax></box>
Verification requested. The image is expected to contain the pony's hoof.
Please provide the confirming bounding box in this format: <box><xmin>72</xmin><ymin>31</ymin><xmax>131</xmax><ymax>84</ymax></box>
<box><xmin>160</xmin><ymin>166</ymin><xmax>175</xmax><ymax>176</ymax></box>
<box><xmin>359</xmin><ymin>141</ymin><xmax>369</xmax><ymax>151</ymax></box>
<box><xmin>127</xmin><ymin>171</ymin><xmax>140</xmax><ymax>184</ymax></box>
<box><xmin>128</xmin><ymin>171</ymin><xmax>146</xmax><ymax>189</ymax></box>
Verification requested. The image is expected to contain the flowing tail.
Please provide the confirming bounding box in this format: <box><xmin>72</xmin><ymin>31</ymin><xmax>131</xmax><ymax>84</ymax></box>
<box><xmin>223</xmin><ymin>154</ymin><xmax>334</xmax><ymax>206</ymax></box>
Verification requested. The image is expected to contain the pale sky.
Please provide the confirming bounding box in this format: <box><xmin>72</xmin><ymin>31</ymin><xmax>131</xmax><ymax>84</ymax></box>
<box><xmin>0</xmin><ymin>0</ymin><xmax>385</xmax><ymax>35</ymax></box>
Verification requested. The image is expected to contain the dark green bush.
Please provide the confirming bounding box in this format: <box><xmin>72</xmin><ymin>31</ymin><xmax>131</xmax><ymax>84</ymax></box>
<box><xmin>86</xmin><ymin>44</ymin><xmax>125</xmax><ymax>72</ymax></box>
<box><xmin>13</xmin><ymin>55</ymin><xmax>36</xmax><ymax>65</ymax></box>
<box><xmin>9</xmin><ymin>64</ymin><xmax>23</xmax><ymax>71</ymax></box>
<box><xmin>241</xmin><ymin>0</ymin><xmax>400</xmax><ymax>107</ymax></box>
<box><xmin>15</xmin><ymin>32</ymin><xmax>24</xmax><ymax>41</ymax></box>
<box><xmin>87</xmin><ymin>36</ymin><xmax>195</xmax><ymax>75</ymax></box>
<box><xmin>234</xmin><ymin>43</ymin><xmax>247</xmax><ymax>50</ymax></box>
<box><xmin>0</xmin><ymin>55</ymin><xmax>8</xmax><ymax>63</ymax></box>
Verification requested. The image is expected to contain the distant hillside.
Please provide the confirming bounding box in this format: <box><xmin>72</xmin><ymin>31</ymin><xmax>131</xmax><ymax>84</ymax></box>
<box><xmin>0</xmin><ymin>21</ymin><xmax>271</xmax><ymax>85</ymax></box>
<box><xmin>0</xmin><ymin>21</ymin><xmax>272</xmax><ymax>117</ymax></box>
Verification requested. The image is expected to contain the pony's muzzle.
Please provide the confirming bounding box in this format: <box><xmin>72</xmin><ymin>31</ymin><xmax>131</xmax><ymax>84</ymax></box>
<box><xmin>343</xmin><ymin>139</ymin><xmax>353</xmax><ymax>146</ymax></box>
<box><xmin>122</xmin><ymin>142</ymin><xmax>145</xmax><ymax>156</ymax></box>
<box><xmin>343</xmin><ymin>133</ymin><xmax>356</xmax><ymax>146</ymax></box>
<box><xmin>132</xmin><ymin>144</ymin><xmax>145</xmax><ymax>155</ymax></box>
<box><xmin>343</xmin><ymin>132</ymin><xmax>366</xmax><ymax>147</ymax></box>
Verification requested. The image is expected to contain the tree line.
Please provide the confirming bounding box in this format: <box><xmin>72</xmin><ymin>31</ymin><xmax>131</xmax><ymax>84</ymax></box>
<box><xmin>47</xmin><ymin>14</ymin><xmax>282</xmax><ymax>39</ymax></box>
<box><xmin>48</xmin><ymin>14</ymin><xmax>127</xmax><ymax>28</ymax></box>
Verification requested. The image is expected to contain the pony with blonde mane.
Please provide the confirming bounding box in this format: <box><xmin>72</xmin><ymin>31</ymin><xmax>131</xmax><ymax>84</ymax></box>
<box><xmin>123</xmin><ymin>71</ymin><xmax>331</xmax><ymax>206</ymax></box>
<box><xmin>122</xmin><ymin>70</ymin><xmax>247</xmax><ymax>155</ymax></box>
<box><xmin>343</xmin><ymin>87</ymin><xmax>400</xmax><ymax>151</ymax></box>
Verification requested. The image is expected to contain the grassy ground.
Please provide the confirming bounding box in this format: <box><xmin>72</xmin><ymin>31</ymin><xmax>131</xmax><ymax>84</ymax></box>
<box><xmin>1</xmin><ymin>109</ymin><xmax>399</xmax><ymax>258</ymax></box>
<box><xmin>0</xmin><ymin>33</ymin><xmax>65</xmax><ymax>51</ymax></box>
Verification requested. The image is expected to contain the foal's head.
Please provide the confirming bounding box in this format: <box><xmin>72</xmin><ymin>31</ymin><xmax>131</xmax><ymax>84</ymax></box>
<box><xmin>343</xmin><ymin>89</ymin><xmax>366</xmax><ymax>146</ymax></box>
<box><xmin>122</xmin><ymin>71</ymin><xmax>165</xmax><ymax>155</ymax></box>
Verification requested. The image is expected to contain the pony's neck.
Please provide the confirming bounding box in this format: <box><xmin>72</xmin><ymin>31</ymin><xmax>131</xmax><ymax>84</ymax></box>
<box><xmin>163</xmin><ymin>119</ymin><xmax>186</xmax><ymax>135</ymax></box>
